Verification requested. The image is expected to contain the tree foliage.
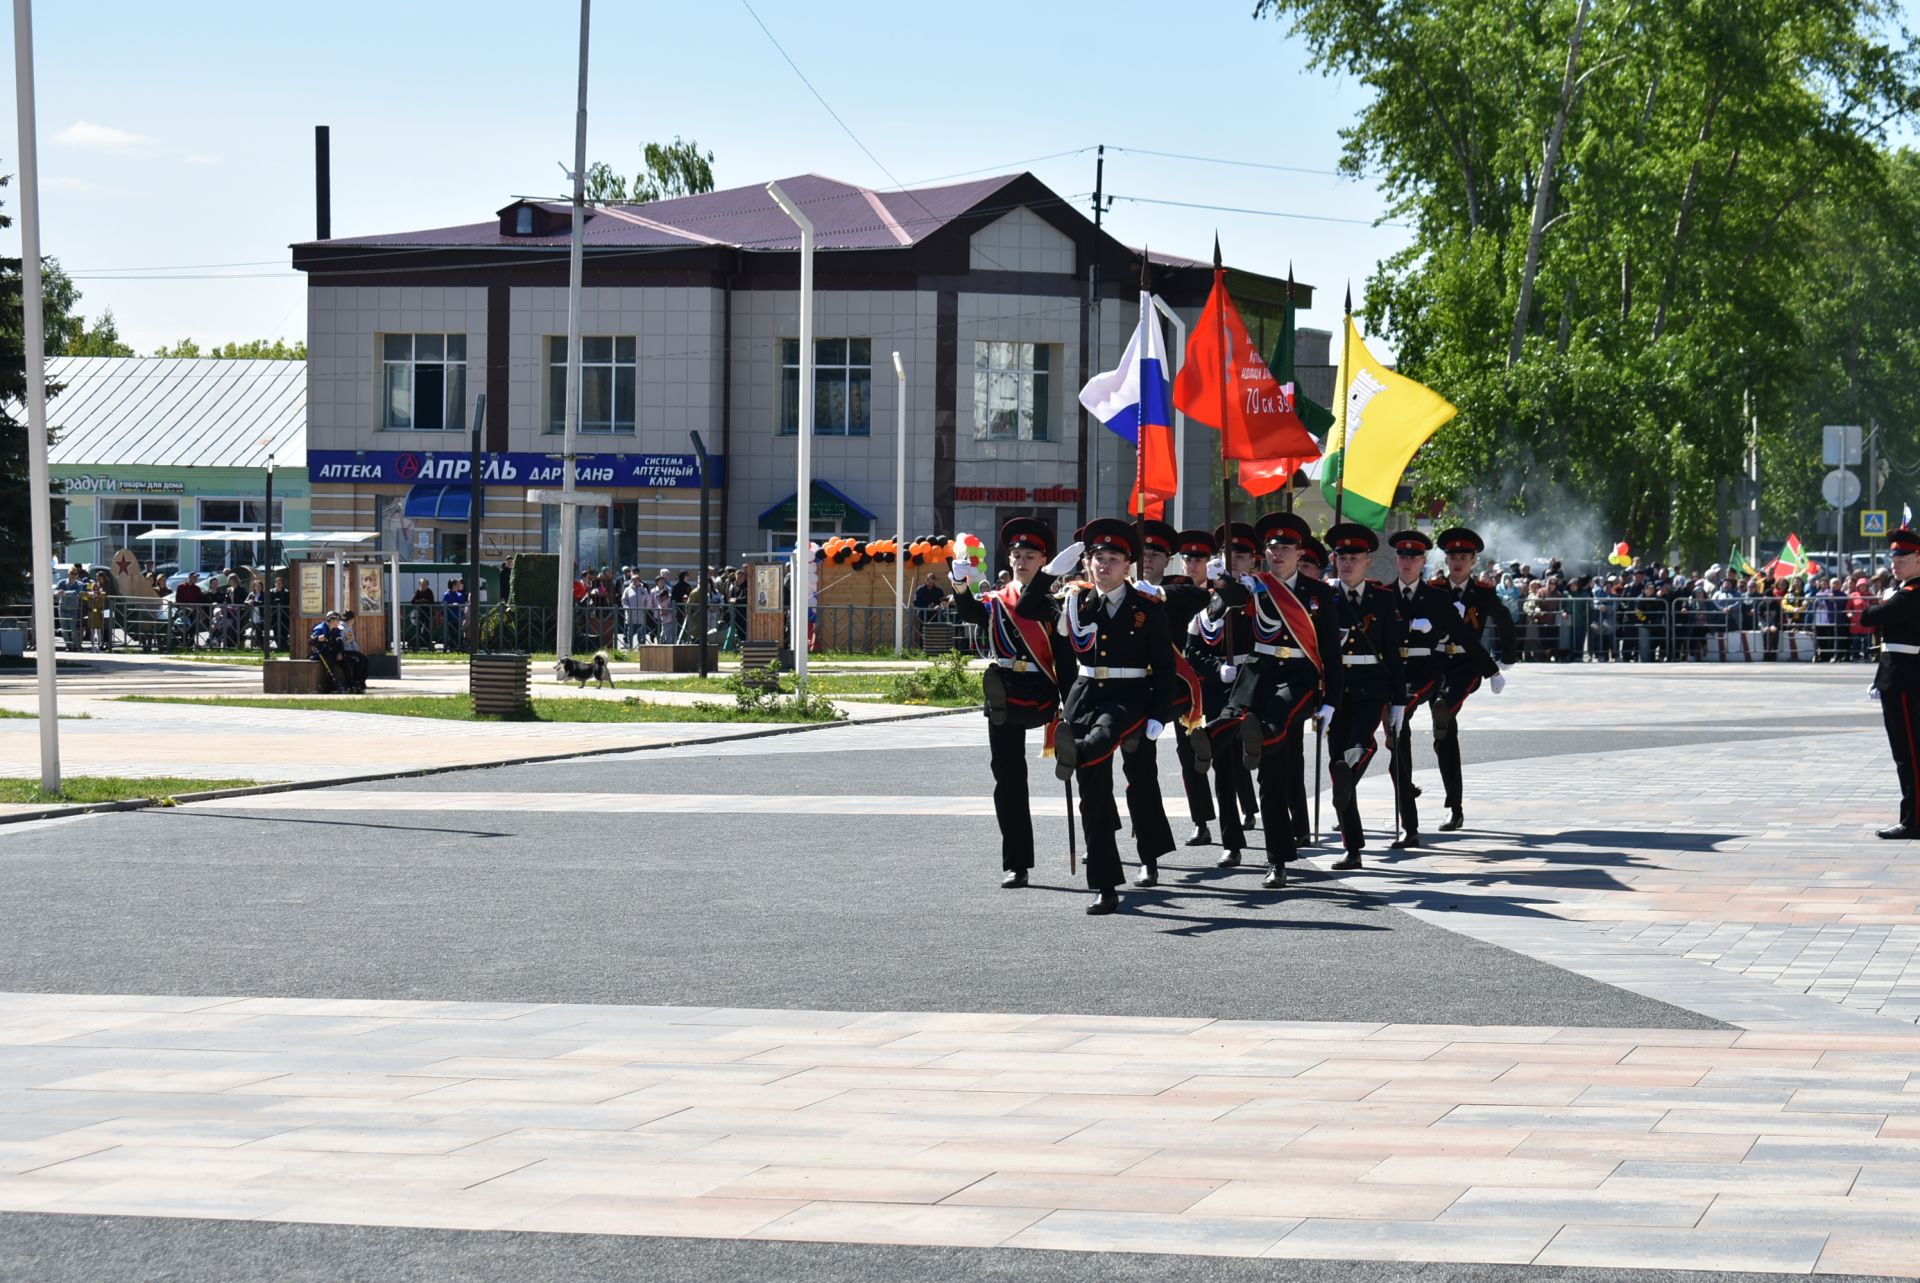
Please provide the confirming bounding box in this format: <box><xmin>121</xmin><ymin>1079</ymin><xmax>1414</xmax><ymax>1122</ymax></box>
<box><xmin>66</xmin><ymin>307</ymin><xmax>134</xmax><ymax>356</ymax></box>
<box><xmin>0</xmin><ymin>171</ymin><xmax>74</xmax><ymax>603</ymax></box>
<box><xmin>586</xmin><ymin>136</ymin><xmax>716</xmax><ymax>205</ymax></box>
<box><xmin>151</xmin><ymin>337</ymin><xmax>306</xmax><ymax>359</ymax></box>
<box><xmin>1257</xmin><ymin>0</ymin><xmax>1920</xmax><ymax>562</ymax></box>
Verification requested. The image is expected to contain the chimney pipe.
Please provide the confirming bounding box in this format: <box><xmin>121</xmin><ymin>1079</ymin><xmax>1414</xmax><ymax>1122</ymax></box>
<box><xmin>315</xmin><ymin>125</ymin><xmax>331</xmax><ymax>241</ymax></box>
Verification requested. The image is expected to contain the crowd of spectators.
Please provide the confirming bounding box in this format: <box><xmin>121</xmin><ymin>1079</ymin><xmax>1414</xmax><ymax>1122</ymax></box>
<box><xmin>1480</xmin><ymin>555</ymin><xmax>1892</xmax><ymax>662</ymax></box>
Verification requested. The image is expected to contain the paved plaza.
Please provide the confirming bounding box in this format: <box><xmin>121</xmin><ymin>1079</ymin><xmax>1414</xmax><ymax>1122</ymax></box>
<box><xmin>3</xmin><ymin>661</ymin><xmax>1918</xmax><ymax>1281</ymax></box>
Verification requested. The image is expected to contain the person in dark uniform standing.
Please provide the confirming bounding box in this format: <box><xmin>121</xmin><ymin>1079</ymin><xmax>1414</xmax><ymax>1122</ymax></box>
<box><xmin>1322</xmin><ymin>523</ymin><xmax>1406</xmax><ymax>870</ymax></box>
<box><xmin>948</xmin><ymin>518</ymin><xmax>1071</xmax><ymax>888</ymax></box>
<box><xmin>1171</xmin><ymin>529</ymin><xmax>1224</xmax><ymax>849</ymax></box>
<box><xmin>1286</xmin><ymin>533</ymin><xmax>1330</xmax><ymax>848</ymax></box>
<box><xmin>1428</xmin><ymin>527</ymin><xmax>1514</xmax><ymax>832</ymax></box>
<box><xmin>1865</xmin><ymin>527</ymin><xmax>1920</xmax><ymax>839</ymax></box>
<box><xmin>1025</xmin><ymin>519</ymin><xmax>1178</xmax><ymax>914</ymax></box>
<box><xmin>1189</xmin><ymin>523</ymin><xmax>1259</xmax><ymax>867</ymax></box>
<box><xmin>1127</xmin><ymin>520</ymin><xmax>1211</xmax><ymax>884</ymax></box>
<box><xmin>1383</xmin><ymin>528</ymin><xmax>1476</xmax><ymax>850</ymax></box>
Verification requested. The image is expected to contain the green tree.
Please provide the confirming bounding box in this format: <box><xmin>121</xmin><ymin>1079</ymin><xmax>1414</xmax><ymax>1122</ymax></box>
<box><xmin>0</xmin><ymin>170</ymin><xmax>75</xmax><ymax>604</ymax></box>
<box><xmin>65</xmin><ymin>306</ymin><xmax>134</xmax><ymax>356</ymax></box>
<box><xmin>586</xmin><ymin>136</ymin><xmax>716</xmax><ymax>204</ymax></box>
<box><xmin>150</xmin><ymin>337</ymin><xmax>306</xmax><ymax>359</ymax></box>
<box><xmin>1257</xmin><ymin>0</ymin><xmax>1920</xmax><ymax>563</ymax></box>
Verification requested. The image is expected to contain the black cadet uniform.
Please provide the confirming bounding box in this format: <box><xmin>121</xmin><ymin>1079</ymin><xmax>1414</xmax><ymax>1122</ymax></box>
<box><xmin>1113</xmin><ymin>514</ymin><xmax>1182</xmax><ymax>887</ymax></box>
<box><xmin>1288</xmin><ymin>535</ymin><xmax>1332</xmax><ymax>846</ymax></box>
<box><xmin>1428</xmin><ymin>527</ymin><xmax>1513</xmax><ymax>831</ymax></box>
<box><xmin>1188</xmin><ymin>523</ymin><xmax>1259</xmax><ymax>863</ymax></box>
<box><xmin>949</xmin><ymin>518</ymin><xmax>1070</xmax><ymax>888</ymax></box>
<box><xmin>1244</xmin><ymin>510</ymin><xmax>1336</xmax><ymax>883</ymax></box>
<box><xmin>1864</xmin><ymin>526</ymin><xmax>1920</xmax><ymax>839</ymax></box>
<box><xmin>1382</xmin><ymin>529</ymin><xmax>1478</xmax><ymax>848</ymax></box>
<box><xmin>1323</xmin><ymin>523</ymin><xmax>1406</xmax><ymax>870</ymax></box>
<box><xmin>1166</xmin><ymin>528</ymin><xmax>1224</xmax><ymax>849</ymax></box>
<box><xmin>1025</xmin><ymin>518</ymin><xmax>1178</xmax><ymax>914</ymax></box>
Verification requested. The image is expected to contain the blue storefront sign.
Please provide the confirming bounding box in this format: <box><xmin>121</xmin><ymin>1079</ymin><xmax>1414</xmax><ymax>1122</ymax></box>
<box><xmin>307</xmin><ymin>450</ymin><xmax>723</xmax><ymax>488</ymax></box>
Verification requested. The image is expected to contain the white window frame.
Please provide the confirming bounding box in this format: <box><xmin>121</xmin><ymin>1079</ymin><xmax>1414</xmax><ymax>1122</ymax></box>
<box><xmin>972</xmin><ymin>341</ymin><xmax>1053</xmax><ymax>442</ymax></box>
<box><xmin>381</xmin><ymin>332</ymin><xmax>468</xmax><ymax>432</ymax></box>
<box><xmin>780</xmin><ymin>338</ymin><xmax>871</xmax><ymax>437</ymax></box>
<box><xmin>546</xmin><ymin>335</ymin><xmax>637</xmax><ymax>435</ymax></box>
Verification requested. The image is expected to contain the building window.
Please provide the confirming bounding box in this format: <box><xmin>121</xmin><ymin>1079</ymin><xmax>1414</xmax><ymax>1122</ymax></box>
<box><xmin>547</xmin><ymin>336</ymin><xmax>636</xmax><ymax>434</ymax></box>
<box><xmin>196</xmin><ymin>498</ymin><xmax>283</xmax><ymax>574</ymax></box>
<box><xmin>780</xmin><ymin>338</ymin><xmax>870</xmax><ymax>436</ymax></box>
<box><xmin>382</xmin><ymin>333</ymin><xmax>467</xmax><ymax>431</ymax></box>
<box><xmin>973</xmin><ymin>341</ymin><xmax>1052</xmax><ymax>441</ymax></box>
<box><xmin>100</xmin><ymin>497</ymin><xmax>180</xmax><ymax>572</ymax></box>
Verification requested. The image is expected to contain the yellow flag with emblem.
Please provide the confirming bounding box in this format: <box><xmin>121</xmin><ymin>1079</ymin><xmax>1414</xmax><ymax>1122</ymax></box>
<box><xmin>1320</xmin><ymin>315</ymin><xmax>1456</xmax><ymax>528</ymax></box>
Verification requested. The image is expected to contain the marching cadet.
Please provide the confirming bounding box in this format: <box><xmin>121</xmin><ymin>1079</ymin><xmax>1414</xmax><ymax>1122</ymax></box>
<box><xmin>1383</xmin><ymin>529</ymin><xmax>1476</xmax><ymax>849</ymax></box>
<box><xmin>1022</xmin><ymin>519</ymin><xmax>1178</xmax><ymax>914</ymax></box>
<box><xmin>1428</xmin><ymin>527</ymin><xmax>1515</xmax><ymax>832</ymax></box>
<box><xmin>1864</xmin><ymin>526</ymin><xmax>1920</xmax><ymax>839</ymax></box>
<box><xmin>948</xmin><ymin>518</ymin><xmax>1071</xmax><ymax>889</ymax></box>
<box><xmin>1206</xmin><ymin>511</ymin><xmax>1341</xmax><ymax>887</ymax></box>
<box><xmin>1128</xmin><ymin>520</ymin><xmax>1213</xmax><ymax>884</ymax></box>
<box><xmin>1188</xmin><ymin>523</ymin><xmax>1260</xmax><ymax>867</ymax></box>
<box><xmin>1322</xmin><ymin>523</ymin><xmax>1406</xmax><ymax>870</ymax></box>
<box><xmin>1286</xmin><ymin>533</ymin><xmax>1330</xmax><ymax>847</ymax></box>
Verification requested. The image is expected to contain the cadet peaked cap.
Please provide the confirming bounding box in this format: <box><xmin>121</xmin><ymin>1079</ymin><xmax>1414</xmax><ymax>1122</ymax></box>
<box><xmin>1388</xmin><ymin>528</ymin><xmax>1434</xmax><ymax>554</ymax></box>
<box><xmin>1435</xmin><ymin>526</ymin><xmax>1485</xmax><ymax>554</ymax></box>
<box><xmin>1298</xmin><ymin>535</ymin><xmax>1328</xmax><ymax>568</ymax></box>
<box><xmin>1080</xmin><ymin>517</ymin><xmax>1141</xmax><ymax>561</ymax></box>
<box><xmin>1139</xmin><ymin>519</ymin><xmax>1179</xmax><ymax>556</ymax></box>
<box><xmin>1000</xmin><ymin>517</ymin><xmax>1053</xmax><ymax>554</ymax></box>
<box><xmin>1213</xmin><ymin>521</ymin><xmax>1258</xmax><ymax>553</ymax></box>
<box><xmin>1175</xmin><ymin>529</ymin><xmax>1218</xmax><ymax>558</ymax></box>
<box><xmin>1891</xmin><ymin>526</ymin><xmax>1920</xmax><ymax>553</ymax></box>
<box><xmin>1326</xmin><ymin>522</ymin><xmax>1380</xmax><ymax>555</ymax></box>
<box><xmin>1257</xmin><ymin>512</ymin><xmax>1312</xmax><ymax>546</ymax></box>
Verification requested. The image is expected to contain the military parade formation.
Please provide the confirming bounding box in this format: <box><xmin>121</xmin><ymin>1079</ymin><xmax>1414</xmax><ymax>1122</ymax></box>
<box><xmin>949</xmin><ymin>513</ymin><xmax>1521</xmax><ymax>916</ymax></box>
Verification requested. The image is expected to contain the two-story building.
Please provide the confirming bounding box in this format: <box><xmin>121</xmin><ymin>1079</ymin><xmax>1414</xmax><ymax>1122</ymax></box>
<box><xmin>292</xmin><ymin>171</ymin><xmax>1325</xmax><ymax>571</ymax></box>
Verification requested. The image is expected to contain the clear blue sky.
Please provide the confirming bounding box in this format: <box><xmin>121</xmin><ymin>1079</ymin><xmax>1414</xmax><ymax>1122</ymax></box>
<box><xmin>1</xmin><ymin>1</ymin><xmax>1912</xmax><ymax>356</ymax></box>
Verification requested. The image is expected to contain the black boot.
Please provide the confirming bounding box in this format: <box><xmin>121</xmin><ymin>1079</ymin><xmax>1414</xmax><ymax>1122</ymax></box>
<box><xmin>1438</xmin><ymin>806</ymin><xmax>1464</xmax><ymax>832</ymax></box>
<box><xmin>1001</xmin><ymin>869</ymin><xmax>1028</xmax><ymax>889</ymax></box>
<box><xmin>1133</xmin><ymin>862</ymin><xmax>1159</xmax><ymax>888</ymax></box>
<box><xmin>1877</xmin><ymin>824</ymin><xmax>1920</xmax><ymax>840</ymax></box>
<box><xmin>1332</xmin><ymin>852</ymin><xmax>1363</xmax><ymax>870</ymax></box>
<box><xmin>1086</xmin><ymin>889</ymin><xmax>1120</xmax><ymax>915</ymax></box>
<box><xmin>1216</xmin><ymin>849</ymin><xmax>1242</xmax><ymax>868</ymax></box>
<box><xmin>1185</xmin><ymin>823</ymin><xmax>1213</xmax><ymax>847</ymax></box>
<box><xmin>1391</xmin><ymin>831</ymin><xmax>1421</xmax><ymax>850</ymax></box>
<box><xmin>1262</xmin><ymin>864</ymin><xmax>1287</xmax><ymax>889</ymax></box>
<box><xmin>981</xmin><ymin>666</ymin><xmax>1010</xmax><ymax>726</ymax></box>
<box><xmin>1190</xmin><ymin>726</ymin><xmax>1212</xmax><ymax>774</ymax></box>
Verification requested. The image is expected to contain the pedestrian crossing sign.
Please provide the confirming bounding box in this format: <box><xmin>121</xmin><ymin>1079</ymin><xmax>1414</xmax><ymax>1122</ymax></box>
<box><xmin>1862</xmin><ymin>509</ymin><xmax>1888</xmax><ymax>537</ymax></box>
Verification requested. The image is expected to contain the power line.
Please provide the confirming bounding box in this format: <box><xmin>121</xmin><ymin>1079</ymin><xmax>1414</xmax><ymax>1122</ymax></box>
<box><xmin>1110</xmin><ymin>145</ymin><xmax>1347</xmax><ymax>179</ymax></box>
<box><xmin>1108</xmin><ymin>193</ymin><xmax>1407</xmax><ymax>229</ymax></box>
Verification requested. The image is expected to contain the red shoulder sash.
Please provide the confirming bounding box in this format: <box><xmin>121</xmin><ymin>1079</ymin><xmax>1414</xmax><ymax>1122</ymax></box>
<box><xmin>1251</xmin><ymin>571</ymin><xmax>1324</xmax><ymax>679</ymax></box>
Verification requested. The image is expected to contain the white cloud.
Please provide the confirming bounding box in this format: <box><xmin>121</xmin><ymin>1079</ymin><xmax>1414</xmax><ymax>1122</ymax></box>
<box><xmin>53</xmin><ymin>120</ymin><xmax>149</xmax><ymax>151</ymax></box>
<box><xmin>185</xmin><ymin>153</ymin><xmax>222</xmax><ymax>167</ymax></box>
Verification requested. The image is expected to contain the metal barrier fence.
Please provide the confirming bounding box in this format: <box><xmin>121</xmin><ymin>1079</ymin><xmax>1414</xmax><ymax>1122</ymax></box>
<box><xmin>5</xmin><ymin>589</ymin><xmax>1881</xmax><ymax>663</ymax></box>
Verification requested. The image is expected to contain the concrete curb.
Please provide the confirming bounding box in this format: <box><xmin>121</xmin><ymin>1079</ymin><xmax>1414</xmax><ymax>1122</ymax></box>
<box><xmin>0</xmin><ymin>704</ymin><xmax>972</xmax><ymax>826</ymax></box>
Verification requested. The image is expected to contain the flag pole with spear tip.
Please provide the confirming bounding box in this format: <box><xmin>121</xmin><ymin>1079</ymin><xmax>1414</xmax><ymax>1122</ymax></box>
<box><xmin>1214</xmin><ymin>236</ymin><xmax>1231</xmax><ymax>529</ymax></box>
<box><xmin>1316</xmin><ymin>283</ymin><xmax>1355</xmax><ymax>845</ymax></box>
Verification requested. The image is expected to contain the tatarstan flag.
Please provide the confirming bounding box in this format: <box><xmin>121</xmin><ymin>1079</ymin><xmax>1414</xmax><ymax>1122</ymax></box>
<box><xmin>1321</xmin><ymin>305</ymin><xmax>1456</xmax><ymax>529</ymax></box>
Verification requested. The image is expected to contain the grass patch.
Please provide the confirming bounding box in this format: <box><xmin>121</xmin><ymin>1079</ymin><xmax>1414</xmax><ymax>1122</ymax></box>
<box><xmin>0</xmin><ymin>709</ymin><xmax>91</xmax><ymax>720</ymax></box>
<box><xmin>119</xmin><ymin>693</ymin><xmax>845</xmax><ymax>724</ymax></box>
<box><xmin>0</xmin><ymin>776</ymin><xmax>258</xmax><ymax>805</ymax></box>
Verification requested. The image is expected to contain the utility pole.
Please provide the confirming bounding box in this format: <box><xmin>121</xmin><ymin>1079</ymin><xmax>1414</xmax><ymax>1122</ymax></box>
<box><xmin>13</xmin><ymin>0</ymin><xmax>58</xmax><ymax>791</ymax></box>
<box><xmin>555</xmin><ymin>0</ymin><xmax>590</xmax><ymax>663</ymax></box>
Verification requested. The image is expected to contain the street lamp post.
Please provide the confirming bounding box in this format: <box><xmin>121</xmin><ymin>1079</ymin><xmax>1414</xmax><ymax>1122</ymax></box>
<box><xmin>767</xmin><ymin>181</ymin><xmax>815</xmax><ymax>692</ymax></box>
<box><xmin>892</xmin><ymin>350</ymin><xmax>906</xmax><ymax>656</ymax></box>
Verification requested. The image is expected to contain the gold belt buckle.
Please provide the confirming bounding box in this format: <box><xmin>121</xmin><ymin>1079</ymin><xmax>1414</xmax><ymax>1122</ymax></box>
<box><xmin>1011</xmin><ymin>659</ymin><xmax>1030</xmax><ymax>673</ymax></box>
<box><xmin>1092</xmin><ymin>665</ymin><xmax>1108</xmax><ymax>680</ymax></box>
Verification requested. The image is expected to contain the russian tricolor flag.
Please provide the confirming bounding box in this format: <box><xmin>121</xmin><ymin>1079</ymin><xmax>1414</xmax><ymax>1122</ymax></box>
<box><xmin>1079</xmin><ymin>292</ymin><xmax>1178</xmax><ymax>518</ymax></box>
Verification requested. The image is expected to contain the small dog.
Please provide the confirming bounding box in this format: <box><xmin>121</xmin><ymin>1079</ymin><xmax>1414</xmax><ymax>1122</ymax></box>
<box><xmin>554</xmin><ymin>650</ymin><xmax>613</xmax><ymax>688</ymax></box>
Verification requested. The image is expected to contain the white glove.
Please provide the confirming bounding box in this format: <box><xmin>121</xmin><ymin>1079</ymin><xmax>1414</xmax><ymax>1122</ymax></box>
<box><xmin>1453</xmin><ymin>601</ymin><xmax>1467</xmax><ymax>617</ymax></box>
<box><xmin>1206</xmin><ymin>556</ymin><xmax>1226</xmax><ymax>581</ymax></box>
<box><xmin>1498</xmin><ymin>662</ymin><xmax>1512</xmax><ymax>672</ymax></box>
<box><xmin>1409</xmin><ymin>617</ymin><xmax>1432</xmax><ymax>633</ymax></box>
<box><xmin>1145</xmin><ymin>719</ymin><xmax>1166</xmax><ymax>741</ymax></box>
<box><xmin>948</xmin><ymin>560</ymin><xmax>980</xmax><ymax>587</ymax></box>
<box><xmin>1219</xmin><ymin>663</ymin><xmax>1238</xmax><ymax>684</ymax></box>
<box><xmin>1884</xmin><ymin>587</ymin><xmax>1898</xmax><ymax>601</ymax></box>
<box><xmin>1871</xmin><ymin>687</ymin><xmax>1883</xmax><ymax>701</ymax></box>
<box><xmin>1133</xmin><ymin>579</ymin><xmax>1164</xmax><ymax>600</ymax></box>
<box><xmin>1239</xmin><ymin>574</ymin><xmax>1258</xmax><ymax>590</ymax></box>
<box><xmin>1314</xmin><ymin>704</ymin><xmax>1335</xmax><ymax>733</ymax></box>
<box><xmin>1044</xmin><ymin>541</ymin><xmax>1084</xmax><ymax>576</ymax></box>
<box><xmin>1388</xmin><ymin>705</ymin><xmax>1406</xmax><ymax>734</ymax></box>
<box><xmin>1490</xmin><ymin>673</ymin><xmax>1507</xmax><ymax>694</ymax></box>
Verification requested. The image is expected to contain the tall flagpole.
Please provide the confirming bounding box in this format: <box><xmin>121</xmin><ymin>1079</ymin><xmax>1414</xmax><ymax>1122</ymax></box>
<box><xmin>1134</xmin><ymin>256</ymin><xmax>1148</xmax><ymax>536</ymax></box>
<box><xmin>1214</xmin><ymin>236</ymin><xmax>1231</xmax><ymax>528</ymax></box>
<box><xmin>1333</xmin><ymin>283</ymin><xmax>1352</xmax><ymax>526</ymax></box>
